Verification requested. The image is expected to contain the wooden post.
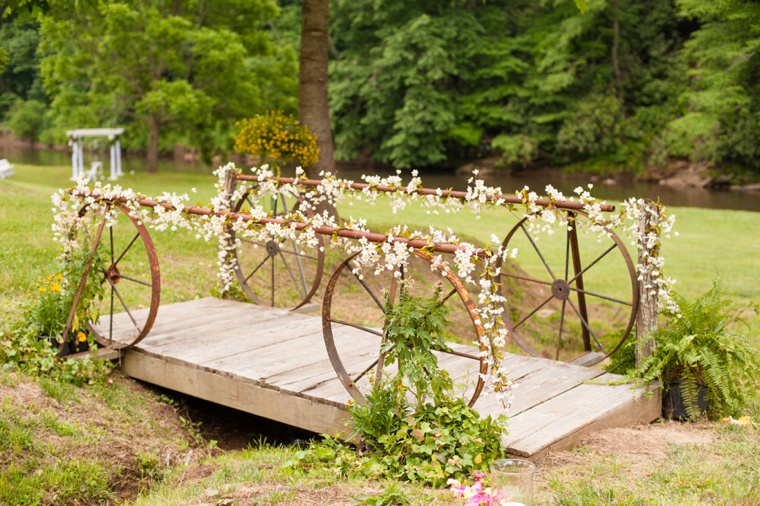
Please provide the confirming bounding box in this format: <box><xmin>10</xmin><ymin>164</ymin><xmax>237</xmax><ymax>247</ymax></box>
<box><xmin>220</xmin><ymin>168</ymin><xmax>239</xmax><ymax>297</ymax></box>
<box><xmin>636</xmin><ymin>199</ymin><xmax>660</xmax><ymax>366</ymax></box>
<box><xmin>223</xmin><ymin>167</ymin><xmax>237</xmax><ymax>206</ymax></box>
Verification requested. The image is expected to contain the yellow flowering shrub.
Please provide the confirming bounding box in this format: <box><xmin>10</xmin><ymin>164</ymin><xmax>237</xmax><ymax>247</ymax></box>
<box><xmin>234</xmin><ymin>111</ymin><xmax>319</xmax><ymax>172</ymax></box>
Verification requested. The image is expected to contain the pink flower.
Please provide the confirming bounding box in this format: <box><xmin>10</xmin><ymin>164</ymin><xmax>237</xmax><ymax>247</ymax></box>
<box><xmin>449</xmin><ymin>474</ymin><xmax>507</xmax><ymax>506</ymax></box>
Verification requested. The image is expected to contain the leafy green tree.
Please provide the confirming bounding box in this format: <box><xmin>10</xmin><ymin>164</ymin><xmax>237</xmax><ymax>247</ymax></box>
<box><xmin>0</xmin><ymin>17</ymin><xmax>45</xmax><ymax>118</ymax></box>
<box><xmin>667</xmin><ymin>0</ymin><xmax>760</xmax><ymax>172</ymax></box>
<box><xmin>5</xmin><ymin>98</ymin><xmax>48</xmax><ymax>140</ymax></box>
<box><xmin>39</xmin><ymin>0</ymin><xmax>296</xmax><ymax>172</ymax></box>
<box><xmin>329</xmin><ymin>0</ymin><xmax>688</xmax><ymax>172</ymax></box>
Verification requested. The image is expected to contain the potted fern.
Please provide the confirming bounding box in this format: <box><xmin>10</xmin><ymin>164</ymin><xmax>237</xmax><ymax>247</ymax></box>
<box><xmin>629</xmin><ymin>277</ymin><xmax>759</xmax><ymax>420</ymax></box>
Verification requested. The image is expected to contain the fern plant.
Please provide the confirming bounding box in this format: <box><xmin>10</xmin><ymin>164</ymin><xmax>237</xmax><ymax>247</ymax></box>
<box><xmin>630</xmin><ymin>277</ymin><xmax>760</xmax><ymax>420</ymax></box>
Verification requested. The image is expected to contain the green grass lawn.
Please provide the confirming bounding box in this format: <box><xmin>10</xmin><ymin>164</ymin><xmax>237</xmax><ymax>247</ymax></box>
<box><xmin>2</xmin><ymin>163</ymin><xmax>760</xmax><ymax>505</ymax></box>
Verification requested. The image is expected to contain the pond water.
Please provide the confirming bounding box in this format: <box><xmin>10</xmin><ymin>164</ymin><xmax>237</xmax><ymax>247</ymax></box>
<box><xmin>4</xmin><ymin>144</ymin><xmax>759</xmax><ymax>212</ymax></box>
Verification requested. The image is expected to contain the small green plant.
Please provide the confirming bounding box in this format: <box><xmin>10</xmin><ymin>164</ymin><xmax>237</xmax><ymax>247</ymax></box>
<box><xmin>292</xmin><ymin>286</ymin><xmax>506</xmax><ymax>486</ymax></box>
<box><xmin>0</xmin><ymin>245</ymin><xmax>111</xmax><ymax>385</ymax></box>
<box><xmin>380</xmin><ymin>284</ymin><xmax>454</xmax><ymax>405</ymax></box>
<box><xmin>353</xmin><ymin>483</ymin><xmax>410</xmax><ymax>505</ymax></box>
<box><xmin>25</xmin><ymin>245</ymin><xmax>106</xmax><ymax>350</ymax></box>
<box><xmin>627</xmin><ymin>277</ymin><xmax>760</xmax><ymax>420</ymax></box>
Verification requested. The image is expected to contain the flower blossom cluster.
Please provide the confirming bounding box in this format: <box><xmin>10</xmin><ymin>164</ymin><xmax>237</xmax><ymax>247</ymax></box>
<box><xmin>448</xmin><ymin>473</ymin><xmax>506</xmax><ymax>505</ymax></box>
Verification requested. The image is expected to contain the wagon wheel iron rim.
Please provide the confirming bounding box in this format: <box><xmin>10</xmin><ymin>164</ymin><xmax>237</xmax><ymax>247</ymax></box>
<box><xmin>497</xmin><ymin>211</ymin><xmax>638</xmax><ymax>365</ymax></box>
<box><xmin>64</xmin><ymin>202</ymin><xmax>161</xmax><ymax>351</ymax></box>
<box><xmin>229</xmin><ymin>187</ymin><xmax>324</xmax><ymax>310</ymax></box>
<box><xmin>322</xmin><ymin>250</ymin><xmax>488</xmax><ymax>407</ymax></box>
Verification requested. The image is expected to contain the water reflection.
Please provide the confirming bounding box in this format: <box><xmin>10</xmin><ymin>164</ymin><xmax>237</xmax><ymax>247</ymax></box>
<box><xmin>3</xmin><ymin>144</ymin><xmax>758</xmax><ymax>212</ymax></box>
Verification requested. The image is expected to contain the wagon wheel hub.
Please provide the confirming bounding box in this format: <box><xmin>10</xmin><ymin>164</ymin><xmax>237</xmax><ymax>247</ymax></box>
<box><xmin>551</xmin><ymin>279</ymin><xmax>571</xmax><ymax>301</ymax></box>
<box><xmin>265</xmin><ymin>240</ymin><xmax>279</xmax><ymax>257</ymax></box>
<box><xmin>106</xmin><ymin>264</ymin><xmax>121</xmax><ymax>284</ymax></box>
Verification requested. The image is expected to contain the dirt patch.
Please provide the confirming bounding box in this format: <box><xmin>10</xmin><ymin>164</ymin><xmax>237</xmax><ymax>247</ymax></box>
<box><xmin>536</xmin><ymin>421</ymin><xmax>714</xmax><ymax>482</ymax></box>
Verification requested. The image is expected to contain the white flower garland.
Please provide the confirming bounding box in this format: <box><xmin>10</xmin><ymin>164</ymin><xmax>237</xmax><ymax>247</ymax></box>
<box><xmin>50</xmin><ymin>163</ymin><xmax>678</xmax><ymax>411</ymax></box>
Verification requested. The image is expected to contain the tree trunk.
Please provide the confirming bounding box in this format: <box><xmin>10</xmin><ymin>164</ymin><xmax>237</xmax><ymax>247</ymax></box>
<box><xmin>147</xmin><ymin>115</ymin><xmax>160</xmax><ymax>173</ymax></box>
<box><xmin>299</xmin><ymin>0</ymin><xmax>335</xmax><ymax>180</ymax></box>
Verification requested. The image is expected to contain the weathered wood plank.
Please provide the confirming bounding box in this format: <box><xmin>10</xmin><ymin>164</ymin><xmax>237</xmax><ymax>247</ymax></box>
<box><xmin>120</xmin><ymin>349</ymin><xmax>352</xmax><ymax>435</ymax></box>
<box><xmin>267</xmin><ymin>325</ymin><xmax>380</xmax><ymax>394</ymax></box>
<box><xmin>501</xmin><ymin>373</ymin><xmax>660</xmax><ymax>457</ymax></box>
<box><xmin>129</xmin><ymin>310</ymin><xmax>295</xmax><ymax>356</ymax></box>
<box><xmin>153</xmin><ymin>313</ymin><xmax>320</xmax><ymax>363</ymax></box>
<box><xmin>506</xmin><ymin>365</ymin><xmax>605</xmax><ymax>416</ymax></box>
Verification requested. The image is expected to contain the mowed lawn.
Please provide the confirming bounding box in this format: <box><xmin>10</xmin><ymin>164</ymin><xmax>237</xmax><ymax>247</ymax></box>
<box><xmin>1</xmin><ymin>163</ymin><xmax>758</xmax><ymax>332</ymax></box>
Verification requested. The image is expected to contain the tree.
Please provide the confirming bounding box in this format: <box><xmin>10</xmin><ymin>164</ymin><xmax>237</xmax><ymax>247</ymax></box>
<box><xmin>666</xmin><ymin>0</ymin><xmax>760</xmax><ymax>172</ymax></box>
<box><xmin>0</xmin><ymin>17</ymin><xmax>45</xmax><ymax>118</ymax></box>
<box><xmin>298</xmin><ymin>0</ymin><xmax>334</xmax><ymax>178</ymax></box>
<box><xmin>328</xmin><ymin>0</ymin><xmax>687</xmax><ymax>171</ymax></box>
<box><xmin>39</xmin><ymin>0</ymin><xmax>295</xmax><ymax>172</ymax></box>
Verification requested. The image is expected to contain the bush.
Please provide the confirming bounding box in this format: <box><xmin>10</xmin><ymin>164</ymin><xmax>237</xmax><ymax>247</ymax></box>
<box><xmin>5</xmin><ymin>99</ymin><xmax>49</xmax><ymax>141</ymax></box>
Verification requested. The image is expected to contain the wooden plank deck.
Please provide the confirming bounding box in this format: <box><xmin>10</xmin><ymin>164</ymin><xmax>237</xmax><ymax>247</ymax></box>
<box><xmin>99</xmin><ymin>298</ymin><xmax>660</xmax><ymax>458</ymax></box>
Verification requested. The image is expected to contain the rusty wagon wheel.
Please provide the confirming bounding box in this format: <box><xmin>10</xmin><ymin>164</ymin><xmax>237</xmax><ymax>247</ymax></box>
<box><xmin>229</xmin><ymin>186</ymin><xmax>324</xmax><ymax>310</ymax></box>
<box><xmin>64</xmin><ymin>201</ymin><xmax>161</xmax><ymax>351</ymax></box>
<box><xmin>322</xmin><ymin>250</ymin><xmax>488</xmax><ymax>407</ymax></box>
<box><xmin>496</xmin><ymin>211</ymin><xmax>638</xmax><ymax>365</ymax></box>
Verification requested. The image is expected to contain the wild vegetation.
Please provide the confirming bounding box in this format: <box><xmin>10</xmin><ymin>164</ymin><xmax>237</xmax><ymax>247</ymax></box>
<box><xmin>2</xmin><ymin>0</ymin><xmax>760</xmax><ymax>180</ymax></box>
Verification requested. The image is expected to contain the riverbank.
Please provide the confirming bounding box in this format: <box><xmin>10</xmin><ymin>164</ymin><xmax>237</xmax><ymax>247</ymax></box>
<box><xmin>457</xmin><ymin>157</ymin><xmax>760</xmax><ymax>193</ymax></box>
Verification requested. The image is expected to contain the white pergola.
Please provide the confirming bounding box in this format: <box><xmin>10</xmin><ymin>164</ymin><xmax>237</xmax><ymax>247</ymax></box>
<box><xmin>66</xmin><ymin>128</ymin><xmax>125</xmax><ymax>181</ymax></box>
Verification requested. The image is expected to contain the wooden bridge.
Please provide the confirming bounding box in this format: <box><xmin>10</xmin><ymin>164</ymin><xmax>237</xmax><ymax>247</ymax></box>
<box><xmin>100</xmin><ymin>297</ymin><xmax>660</xmax><ymax>458</ymax></box>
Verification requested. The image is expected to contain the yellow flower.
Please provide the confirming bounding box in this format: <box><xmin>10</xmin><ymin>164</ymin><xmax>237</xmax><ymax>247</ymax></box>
<box><xmin>55</xmin><ymin>274</ymin><xmax>64</xmax><ymax>281</ymax></box>
<box><xmin>50</xmin><ymin>283</ymin><xmax>62</xmax><ymax>292</ymax></box>
<box><xmin>77</xmin><ymin>332</ymin><xmax>87</xmax><ymax>342</ymax></box>
<box><xmin>38</xmin><ymin>287</ymin><xmax>47</xmax><ymax>292</ymax></box>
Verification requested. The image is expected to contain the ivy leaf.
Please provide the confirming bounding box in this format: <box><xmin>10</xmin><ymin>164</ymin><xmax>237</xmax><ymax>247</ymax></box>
<box><xmin>574</xmin><ymin>0</ymin><xmax>589</xmax><ymax>13</ymax></box>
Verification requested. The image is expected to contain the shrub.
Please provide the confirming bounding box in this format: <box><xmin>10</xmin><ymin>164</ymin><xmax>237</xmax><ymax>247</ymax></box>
<box><xmin>234</xmin><ymin>111</ymin><xmax>319</xmax><ymax>172</ymax></box>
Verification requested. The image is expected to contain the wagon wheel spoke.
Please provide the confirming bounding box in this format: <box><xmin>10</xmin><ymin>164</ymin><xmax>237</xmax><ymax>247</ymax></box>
<box><xmin>567</xmin><ymin>243</ymin><xmax>618</xmax><ymax>286</ymax></box>
<box><xmin>520</xmin><ymin>222</ymin><xmax>556</xmax><ymax>280</ymax></box>
<box><xmin>116</xmin><ymin>274</ymin><xmax>153</xmax><ymax>288</ymax></box>
<box><xmin>239</xmin><ymin>237</ymin><xmax>267</xmax><ymax>248</ymax></box>
<box><xmin>277</xmin><ymin>250</ymin><xmax>306</xmax><ymax>297</ymax></box>
<box><xmin>243</xmin><ymin>255</ymin><xmax>270</xmax><ymax>284</ymax></box>
<box><xmin>566</xmin><ymin>298</ymin><xmax>605</xmax><ymax>353</ymax></box>
<box><xmin>330</xmin><ymin>319</ymin><xmax>384</xmax><ymax>337</ymax></box>
<box><xmin>108</xmin><ymin>283</ymin><xmax>115</xmax><ymax>342</ymax></box>
<box><xmin>113</xmin><ymin>232</ymin><xmax>140</xmax><ymax>267</ymax></box>
<box><xmin>564</xmin><ymin>224</ymin><xmax>572</xmax><ymax>279</ymax></box>
<box><xmin>434</xmin><ymin>287</ymin><xmax>458</xmax><ymax>309</ymax></box>
<box><xmin>277</xmin><ymin>244</ymin><xmax>320</xmax><ymax>261</ymax></box>
<box><xmin>106</xmin><ymin>275</ymin><xmax>142</xmax><ymax>335</ymax></box>
<box><xmin>346</xmin><ymin>260</ymin><xmax>386</xmax><ymax>313</ymax></box>
<box><xmin>500</xmin><ymin>272</ymin><xmax>553</xmax><ymax>287</ymax></box>
<box><xmin>555</xmin><ymin>299</ymin><xmax>568</xmax><ymax>360</ymax></box>
<box><xmin>567</xmin><ymin>286</ymin><xmax>633</xmax><ymax>306</ymax></box>
<box><xmin>270</xmin><ymin>254</ymin><xmax>275</xmax><ymax>306</ymax></box>
<box><xmin>353</xmin><ymin>357</ymin><xmax>381</xmax><ymax>385</ymax></box>
<box><xmin>512</xmin><ymin>294</ymin><xmax>555</xmax><ymax>329</ymax></box>
<box><xmin>438</xmin><ymin>347</ymin><xmax>480</xmax><ymax>361</ymax></box>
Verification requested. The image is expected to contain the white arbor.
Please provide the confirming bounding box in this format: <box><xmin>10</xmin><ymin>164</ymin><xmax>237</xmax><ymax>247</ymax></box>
<box><xmin>66</xmin><ymin>128</ymin><xmax>125</xmax><ymax>181</ymax></box>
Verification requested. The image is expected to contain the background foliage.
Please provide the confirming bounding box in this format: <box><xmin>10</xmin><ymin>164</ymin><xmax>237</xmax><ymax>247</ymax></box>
<box><xmin>1</xmin><ymin>0</ymin><xmax>759</xmax><ymax>177</ymax></box>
